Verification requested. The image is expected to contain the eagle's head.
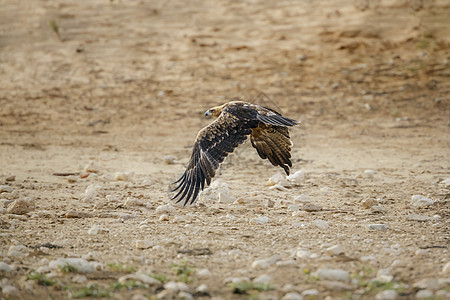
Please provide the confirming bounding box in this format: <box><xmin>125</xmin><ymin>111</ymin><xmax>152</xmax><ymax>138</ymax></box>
<box><xmin>204</xmin><ymin>104</ymin><xmax>224</xmax><ymax>118</ymax></box>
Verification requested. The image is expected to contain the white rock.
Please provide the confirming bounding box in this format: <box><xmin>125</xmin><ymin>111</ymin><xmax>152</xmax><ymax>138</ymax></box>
<box><xmin>296</xmin><ymin>250</ymin><xmax>313</xmax><ymax>259</ymax></box>
<box><xmin>376</xmin><ymin>269</ymin><xmax>393</xmax><ymax>283</ymax></box>
<box><xmin>413</xmin><ymin>278</ymin><xmax>439</xmax><ymax>291</ymax></box>
<box><xmin>155</xmin><ymin>204</ymin><xmax>175</xmax><ymax>214</ymax></box>
<box><xmin>406</xmin><ymin>214</ymin><xmax>432</xmax><ymax>221</ymax></box>
<box><xmin>286</xmin><ymin>171</ymin><xmax>304</xmax><ymax>184</ymax></box>
<box><xmin>36</xmin><ymin>266</ymin><xmax>50</xmax><ymax>273</ymax></box>
<box><xmin>391</xmin><ymin>259</ymin><xmax>404</xmax><ymax>267</ymax></box>
<box><xmin>363</xmin><ymin>169</ymin><xmax>374</xmax><ymax>178</ymax></box>
<box><xmin>253</xmin><ymin>274</ymin><xmax>271</xmax><ymax>284</ymax></box>
<box><xmin>124</xmin><ymin>197</ymin><xmax>144</xmax><ymax>207</ymax></box>
<box><xmin>411</xmin><ymin>195</ymin><xmax>435</xmax><ymax>207</ymax></box>
<box><xmin>367</xmin><ymin>224</ymin><xmax>389</xmax><ymax>231</ymax></box>
<box><xmin>326</xmin><ymin>245</ymin><xmax>345</xmax><ymax>256</ymax></box>
<box><xmin>361</xmin><ymin>255</ymin><xmax>377</xmax><ymax>262</ymax></box>
<box><xmin>281</xmin><ymin>292</ymin><xmax>303</xmax><ymax>300</ymax></box>
<box><xmin>72</xmin><ymin>274</ymin><xmax>88</xmax><ymax>283</ymax></box>
<box><xmin>252</xmin><ymin>255</ymin><xmax>280</xmax><ymax>269</ymax></box>
<box><xmin>87</xmin><ymin>225</ymin><xmax>109</xmax><ymax>235</ymax></box>
<box><xmin>8</xmin><ymin>245</ymin><xmax>28</xmax><ymax>257</ymax></box>
<box><xmin>218</xmin><ymin>192</ymin><xmax>236</xmax><ymax>203</ymax></box>
<box><xmin>135</xmin><ymin>240</ymin><xmax>153</xmax><ymax>249</ymax></box>
<box><xmin>81</xmin><ymin>252</ymin><xmax>95</xmax><ymax>261</ymax></box>
<box><xmin>294</xmin><ymin>194</ymin><xmax>311</xmax><ymax>203</ymax></box>
<box><xmin>2</xmin><ymin>285</ymin><xmax>18</xmax><ymax>295</ymax></box>
<box><xmin>313</xmin><ymin>220</ymin><xmax>329</xmax><ymax>229</ymax></box>
<box><xmin>375</xmin><ymin>290</ymin><xmax>398</xmax><ymax>300</ymax></box>
<box><xmin>164</xmin><ymin>281</ymin><xmax>189</xmax><ymax>291</ymax></box>
<box><xmin>83</xmin><ymin>185</ymin><xmax>98</xmax><ymax>199</ymax></box>
<box><xmin>196</xmin><ymin>284</ymin><xmax>208</xmax><ymax>293</ymax></box>
<box><xmin>0</xmin><ymin>262</ymin><xmax>12</xmax><ymax>272</ymax></box>
<box><xmin>314</xmin><ymin>268</ymin><xmax>349</xmax><ymax>282</ymax></box>
<box><xmin>48</xmin><ymin>258</ymin><xmax>103</xmax><ymax>273</ymax></box>
<box><xmin>163</xmin><ymin>155</ymin><xmax>176</xmax><ymax>164</ymax></box>
<box><xmin>441</xmin><ymin>178</ymin><xmax>450</xmax><ymax>187</ymax></box>
<box><xmin>415</xmin><ymin>249</ymin><xmax>428</xmax><ymax>256</ymax></box>
<box><xmin>114</xmin><ymin>172</ymin><xmax>130</xmax><ymax>181</ymax></box>
<box><xmin>269</xmin><ymin>183</ymin><xmax>289</xmax><ymax>191</ymax></box>
<box><xmin>7</xmin><ymin>198</ymin><xmax>35</xmax><ymax>215</ymax></box>
<box><xmin>288</xmin><ymin>204</ymin><xmax>299</xmax><ymax>211</ymax></box>
<box><xmin>118</xmin><ymin>273</ymin><xmax>160</xmax><ymax>285</ymax></box>
<box><xmin>200</xmin><ymin>180</ymin><xmax>229</xmax><ymax>202</ymax></box>
<box><xmin>302</xmin><ymin>289</ymin><xmax>319</xmax><ymax>296</ymax></box>
<box><xmin>416</xmin><ymin>290</ymin><xmax>433</xmax><ymax>298</ymax></box>
<box><xmin>442</xmin><ymin>261</ymin><xmax>450</xmax><ymax>275</ymax></box>
<box><xmin>254</xmin><ymin>216</ymin><xmax>269</xmax><ymax>224</ymax></box>
<box><xmin>159</xmin><ymin>214</ymin><xmax>169</xmax><ymax>221</ymax></box>
<box><xmin>197</xmin><ymin>268</ymin><xmax>211</xmax><ymax>277</ymax></box>
<box><xmin>0</xmin><ymin>185</ymin><xmax>13</xmax><ymax>193</ymax></box>
<box><xmin>267</xmin><ymin>173</ymin><xmax>290</xmax><ymax>187</ymax></box>
<box><xmin>84</xmin><ymin>161</ymin><xmax>99</xmax><ymax>173</ymax></box>
<box><xmin>178</xmin><ymin>291</ymin><xmax>193</xmax><ymax>300</ymax></box>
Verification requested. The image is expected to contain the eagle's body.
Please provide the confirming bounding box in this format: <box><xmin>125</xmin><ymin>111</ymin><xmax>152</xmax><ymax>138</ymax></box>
<box><xmin>172</xmin><ymin>101</ymin><xmax>299</xmax><ymax>206</ymax></box>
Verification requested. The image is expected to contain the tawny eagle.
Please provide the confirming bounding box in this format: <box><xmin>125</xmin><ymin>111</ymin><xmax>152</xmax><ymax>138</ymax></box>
<box><xmin>172</xmin><ymin>101</ymin><xmax>299</xmax><ymax>206</ymax></box>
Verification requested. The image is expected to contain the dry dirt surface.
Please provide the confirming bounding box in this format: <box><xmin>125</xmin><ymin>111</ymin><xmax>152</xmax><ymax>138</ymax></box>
<box><xmin>0</xmin><ymin>0</ymin><xmax>449</xmax><ymax>299</ymax></box>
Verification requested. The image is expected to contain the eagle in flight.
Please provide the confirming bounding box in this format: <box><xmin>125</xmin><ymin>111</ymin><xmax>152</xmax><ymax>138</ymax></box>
<box><xmin>172</xmin><ymin>101</ymin><xmax>299</xmax><ymax>206</ymax></box>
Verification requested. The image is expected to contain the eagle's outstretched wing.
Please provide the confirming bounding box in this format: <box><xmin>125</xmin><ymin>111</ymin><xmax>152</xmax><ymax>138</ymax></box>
<box><xmin>172</xmin><ymin>101</ymin><xmax>299</xmax><ymax>206</ymax></box>
<box><xmin>250</xmin><ymin>123</ymin><xmax>293</xmax><ymax>175</ymax></box>
<box><xmin>171</xmin><ymin>109</ymin><xmax>259</xmax><ymax>206</ymax></box>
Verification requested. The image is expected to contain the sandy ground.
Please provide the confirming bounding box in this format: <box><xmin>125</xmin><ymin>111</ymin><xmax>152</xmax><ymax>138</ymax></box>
<box><xmin>0</xmin><ymin>0</ymin><xmax>449</xmax><ymax>299</ymax></box>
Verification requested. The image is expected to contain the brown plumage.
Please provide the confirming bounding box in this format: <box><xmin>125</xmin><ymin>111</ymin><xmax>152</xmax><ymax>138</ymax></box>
<box><xmin>172</xmin><ymin>101</ymin><xmax>299</xmax><ymax>206</ymax></box>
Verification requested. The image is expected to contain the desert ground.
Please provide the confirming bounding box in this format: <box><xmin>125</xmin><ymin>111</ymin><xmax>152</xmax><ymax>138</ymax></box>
<box><xmin>0</xmin><ymin>0</ymin><xmax>449</xmax><ymax>299</ymax></box>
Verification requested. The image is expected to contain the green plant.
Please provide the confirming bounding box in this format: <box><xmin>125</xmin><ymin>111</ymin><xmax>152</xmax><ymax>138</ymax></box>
<box><xmin>59</xmin><ymin>263</ymin><xmax>77</xmax><ymax>273</ymax></box>
<box><xmin>107</xmin><ymin>263</ymin><xmax>135</xmax><ymax>273</ymax></box>
<box><xmin>49</xmin><ymin>19</ymin><xmax>60</xmax><ymax>39</ymax></box>
<box><xmin>170</xmin><ymin>261</ymin><xmax>196</xmax><ymax>283</ymax></box>
<box><xmin>71</xmin><ymin>283</ymin><xmax>110</xmax><ymax>298</ymax></box>
<box><xmin>110</xmin><ymin>280</ymin><xmax>144</xmax><ymax>291</ymax></box>
<box><xmin>149</xmin><ymin>273</ymin><xmax>169</xmax><ymax>283</ymax></box>
<box><xmin>27</xmin><ymin>272</ymin><xmax>55</xmax><ymax>286</ymax></box>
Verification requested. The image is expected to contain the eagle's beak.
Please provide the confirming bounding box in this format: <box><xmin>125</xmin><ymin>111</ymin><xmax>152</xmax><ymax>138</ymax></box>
<box><xmin>205</xmin><ymin>110</ymin><xmax>212</xmax><ymax>117</ymax></box>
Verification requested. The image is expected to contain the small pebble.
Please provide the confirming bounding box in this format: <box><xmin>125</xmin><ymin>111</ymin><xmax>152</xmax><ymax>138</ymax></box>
<box><xmin>114</xmin><ymin>172</ymin><xmax>132</xmax><ymax>181</ymax></box>
<box><xmin>178</xmin><ymin>292</ymin><xmax>193</xmax><ymax>300</ymax></box>
<box><xmin>326</xmin><ymin>245</ymin><xmax>345</xmax><ymax>256</ymax></box>
<box><xmin>286</xmin><ymin>170</ymin><xmax>304</xmax><ymax>185</ymax></box>
<box><xmin>361</xmin><ymin>198</ymin><xmax>377</xmax><ymax>209</ymax></box>
<box><xmin>302</xmin><ymin>204</ymin><xmax>322</xmax><ymax>212</ymax></box>
<box><xmin>65</xmin><ymin>211</ymin><xmax>93</xmax><ymax>218</ymax></box>
<box><xmin>83</xmin><ymin>185</ymin><xmax>98</xmax><ymax>199</ymax></box>
<box><xmin>163</xmin><ymin>155</ymin><xmax>176</xmax><ymax>164</ymax></box>
<box><xmin>49</xmin><ymin>258</ymin><xmax>102</xmax><ymax>273</ymax></box>
<box><xmin>411</xmin><ymin>195</ymin><xmax>435</xmax><ymax>207</ymax></box>
<box><xmin>314</xmin><ymin>268</ymin><xmax>349</xmax><ymax>282</ymax></box>
<box><xmin>376</xmin><ymin>269</ymin><xmax>393</xmax><ymax>283</ymax></box>
<box><xmin>124</xmin><ymin>197</ymin><xmax>144</xmax><ymax>207</ymax></box>
<box><xmin>67</xmin><ymin>175</ymin><xmax>78</xmax><ymax>183</ymax></box>
<box><xmin>87</xmin><ymin>225</ymin><xmax>109</xmax><ymax>235</ymax></box>
<box><xmin>0</xmin><ymin>262</ymin><xmax>12</xmax><ymax>272</ymax></box>
<box><xmin>7</xmin><ymin>198</ymin><xmax>35</xmax><ymax>215</ymax></box>
<box><xmin>265</xmin><ymin>199</ymin><xmax>275</xmax><ymax>208</ymax></box>
<box><xmin>416</xmin><ymin>290</ymin><xmax>433</xmax><ymax>299</ymax></box>
<box><xmin>5</xmin><ymin>176</ymin><xmax>15</xmax><ymax>182</ymax></box>
<box><xmin>72</xmin><ymin>274</ymin><xmax>88</xmax><ymax>283</ymax></box>
<box><xmin>281</xmin><ymin>292</ymin><xmax>303</xmax><ymax>300</ymax></box>
<box><xmin>363</xmin><ymin>169</ymin><xmax>374</xmax><ymax>178</ymax></box>
<box><xmin>118</xmin><ymin>273</ymin><xmax>160</xmax><ymax>285</ymax></box>
<box><xmin>366</xmin><ymin>224</ymin><xmax>389</xmax><ymax>231</ymax></box>
<box><xmin>155</xmin><ymin>204</ymin><xmax>175</xmax><ymax>214</ymax></box>
<box><xmin>413</xmin><ymin>278</ymin><xmax>439</xmax><ymax>291</ymax></box>
<box><xmin>406</xmin><ymin>214</ymin><xmax>432</xmax><ymax>222</ymax></box>
<box><xmin>442</xmin><ymin>261</ymin><xmax>450</xmax><ymax>275</ymax></box>
<box><xmin>254</xmin><ymin>216</ymin><xmax>269</xmax><ymax>224</ymax></box>
<box><xmin>0</xmin><ymin>185</ymin><xmax>13</xmax><ymax>193</ymax></box>
<box><xmin>253</xmin><ymin>274</ymin><xmax>271</xmax><ymax>284</ymax></box>
<box><xmin>135</xmin><ymin>240</ymin><xmax>153</xmax><ymax>249</ymax></box>
<box><xmin>2</xmin><ymin>285</ymin><xmax>18</xmax><ymax>295</ymax></box>
<box><xmin>294</xmin><ymin>194</ymin><xmax>311</xmax><ymax>203</ymax></box>
<box><xmin>159</xmin><ymin>214</ymin><xmax>169</xmax><ymax>221</ymax></box>
<box><xmin>361</xmin><ymin>255</ymin><xmax>377</xmax><ymax>262</ymax></box>
<box><xmin>267</xmin><ymin>173</ymin><xmax>290</xmax><ymax>187</ymax></box>
<box><xmin>218</xmin><ymin>192</ymin><xmax>235</xmax><ymax>203</ymax></box>
<box><xmin>197</xmin><ymin>268</ymin><xmax>211</xmax><ymax>277</ymax></box>
<box><xmin>196</xmin><ymin>284</ymin><xmax>208</xmax><ymax>293</ymax></box>
<box><xmin>269</xmin><ymin>183</ymin><xmax>289</xmax><ymax>191</ymax></box>
<box><xmin>415</xmin><ymin>249</ymin><xmax>428</xmax><ymax>256</ymax></box>
<box><xmin>302</xmin><ymin>289</ymin><xmax>319</xmax><ymax>296</ymax></box>
<box><xmin>296</xmin><ymin>250</ymin><xmax>311</xmax><ymax>259</ymax></box>
<box><xmin>288</xmin><ymin>204</ymin><xmax>299</xmax><ymax>211</ymax></box>
<box><xmin>312</xmin><ymin>219</ymin><xmax>329</xmax><ymax>229</ymax></box>
<box><xmin>375</xmin><ymin>290</ymin><xmax>398</xmax><ymax>300</ymax></box>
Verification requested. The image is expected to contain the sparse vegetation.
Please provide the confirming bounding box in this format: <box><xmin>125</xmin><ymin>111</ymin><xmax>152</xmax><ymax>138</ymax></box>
<box><xmin>170</xmin><ymin>261</ymin><xmax>196</xmax><ymax>283</ymax></box>
<box><xmin>149</xmin><ymin>272</ymin><xmax>169</xmax><ymax>283</ymax></box>
<box><xmin>59</xmin><ymin>263</ymin><xmax>78</xmax><ymax>273</ymax></box>
<box><xmin>107</xmin><ymin>262</ymin><xmax>135</xmax><ymax>273</ymax></box>
<box><xmin>110</xmin><ymin>279</ymin><xmax>144</xmax><ymax>291</ymax></box>
<box><xmin>70</xmin><ymin>283</ymin><xmax>110</xmax><ymax>298</ymax></box>
<box><xmin>27</xmin><ymin>272</ymin><xmax>55</xmax><ymax>286</ymax></box>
